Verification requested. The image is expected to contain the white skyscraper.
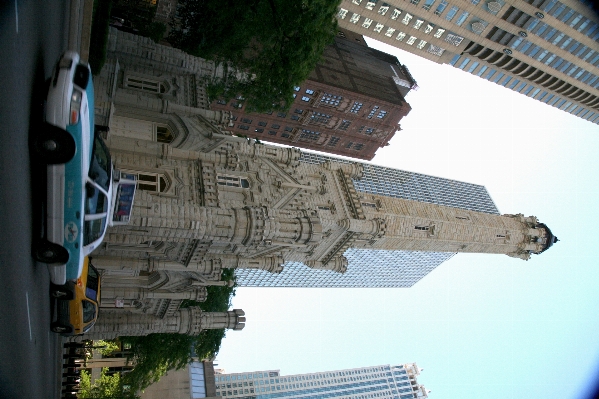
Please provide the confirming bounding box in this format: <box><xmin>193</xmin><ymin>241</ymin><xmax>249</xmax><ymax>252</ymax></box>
<box><xmin>214</xmin><ymin>363</ymin><xmax>429</xmax><ymax>399</ymax></box>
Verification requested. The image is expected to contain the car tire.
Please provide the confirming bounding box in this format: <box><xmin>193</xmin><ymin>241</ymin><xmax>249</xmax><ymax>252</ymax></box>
<box><xmin>51</xmin><ymin>322</ymin><xmax>72</xmax><ymax>334</ymax></box>
<box><xmin>33</xmin><ymin>123</ymin><xmax>76</xmax><ymax>164</ymax></box>
<box><xmin>34</xmin><ymin>240</ymin><xmax>69</xmax><ymax>264</ymax></box>
<box><xmin>51</xmin><ymin>284</ymin><xmax>74</xmax><ymax>300</ymax></box>
<box><xmin>73</xmin><ymin>64</ymin><xmax>90</xmax><ymax>88</ymax></box>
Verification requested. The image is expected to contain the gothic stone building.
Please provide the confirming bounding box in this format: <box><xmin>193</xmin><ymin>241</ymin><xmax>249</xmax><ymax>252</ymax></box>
<box><xmin>85</xmin><ymin>29</ymin><xmax>557</xmax><ymax>341</ymax></box>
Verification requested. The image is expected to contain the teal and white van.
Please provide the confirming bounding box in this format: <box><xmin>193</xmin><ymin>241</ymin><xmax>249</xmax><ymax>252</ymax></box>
<box><xmin>32</xmin><ymin>52</ymin><xmax>113</xmax><ymax>286</ymax></box>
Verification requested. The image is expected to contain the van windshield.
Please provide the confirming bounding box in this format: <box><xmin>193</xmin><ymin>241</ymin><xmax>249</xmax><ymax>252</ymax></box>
<box><xmin>89</xmin><ymin>135</ymin><xmax>111</xmax><ymax>191</ymax></box>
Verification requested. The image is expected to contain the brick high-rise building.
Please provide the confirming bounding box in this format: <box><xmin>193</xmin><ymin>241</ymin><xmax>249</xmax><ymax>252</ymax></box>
<box><xmin>211</xmin><ymin>29</ymin><xmax>416</xmax><ymax>160</ymax></box>
<box><xmin>337</xmin><ymin>0</ymin><xmax>599</xmax><ymax>125</ymax></box>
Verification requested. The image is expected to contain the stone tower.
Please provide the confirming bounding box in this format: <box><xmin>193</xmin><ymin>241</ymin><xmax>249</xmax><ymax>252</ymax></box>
<box><xmin>88</xmin><ymin>29</ymin><xmax>556</xmax><ymax>340</ymax></box>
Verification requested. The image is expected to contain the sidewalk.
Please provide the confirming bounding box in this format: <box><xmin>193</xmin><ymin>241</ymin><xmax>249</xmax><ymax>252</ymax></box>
<box><xmin>68</xmin><ymin>0</ymin><xmax>94</xmax><ymax>62</ymax></box>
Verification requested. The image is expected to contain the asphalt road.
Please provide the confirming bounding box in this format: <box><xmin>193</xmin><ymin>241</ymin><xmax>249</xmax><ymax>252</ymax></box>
<box><xmin>0</xmin><ymin>1</ymin><xmax>71</xmax><ymax>398</ymax></box>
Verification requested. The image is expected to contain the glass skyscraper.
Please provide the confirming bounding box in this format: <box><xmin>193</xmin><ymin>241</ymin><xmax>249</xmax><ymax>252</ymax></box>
<box><xmin>234</xmin><ymin>152</ymin><xmax>498</xmax><ymax>288</ymax></box>
<box><xmin>214</xmin><ymin>363</ymin><xmax>429</xmax><ymax>399</ymax></box>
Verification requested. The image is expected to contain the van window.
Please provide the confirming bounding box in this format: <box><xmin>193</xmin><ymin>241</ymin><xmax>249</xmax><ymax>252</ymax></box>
<box><xmin>89</xmin><ymin>135</ymin><xmax>111</xmax><ymax>191</ymax></box>
<box><xmin>84</xmin><ymin>217</ymin><xmax>107</xmax><ymax>245</ymax></box>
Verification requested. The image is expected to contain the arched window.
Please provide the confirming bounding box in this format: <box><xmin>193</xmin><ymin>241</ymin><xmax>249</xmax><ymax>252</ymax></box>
<box><xmin>156</xmin><ymin>125</ymin><xmax>174</xmax><ymax>143</ymax></box>
<box><xmin>123</xmin><ymin>170</ymin><xmax>170</xmax><ymax>193</ymax></box>
<box><xmin>125</xmin><ymin>76</ymin><xmax>166</xmax><ymax>93</ymax></box>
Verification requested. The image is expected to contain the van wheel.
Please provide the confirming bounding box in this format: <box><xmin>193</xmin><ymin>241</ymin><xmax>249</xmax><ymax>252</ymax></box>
<box><xmin>51</xmin><ymin>323</ymin><xmax>72</xmax><ymax>334</ymax></box>
<box><xmin>34</xmin><ymin>240</ymin><xmax>68</xmax><ymax>264</ymax></box>
<box><xmin>51</xmin><ymin>284</ymin><xmax>74</xmax><ymax>300</ymax></box>
<box><xmin>33</xmin><ymin>124</ymin><xmax>75</xmax><ymax>164</ymax></box>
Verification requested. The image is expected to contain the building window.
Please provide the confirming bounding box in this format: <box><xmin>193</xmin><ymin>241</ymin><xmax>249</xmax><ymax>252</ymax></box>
<box><xmin>301</xmin><ymin>96</ymin><xmax>311</xmax><ymax>102</ymax></box>
<box><xmin>338</xmin><ymin>120</ymin><xmax>351</xmax><ymax>130</ymax></box>
<box><xmin>125</xmin><ymin>76</ymin><xmax>166</xmax><ymax>93</ymax></box>
<box><xmin>241</xmin><ymin>118</ymin><xmax>252</xmax><ymax>124</ymax></box>
<box><xmin>217</xmin><ymin>175</ymin><xmax>250</xmax><ymax>188</ymax></box>
<box><xmin>238</xmin><ymin>124</ymin><xmax>250</xmax><ymax>130</ymax></box>
<box><xmin>320</xmin><ymin>93</ymin><xmax>342</xmax><ymax>107</ymax></box>
<box><xmin>417</xmin><ymin>39</ymin><xmax>427</xmax><ymax>49</ymax></box>
<box><xmin>362</xmin><ymin>202</ymin><xmax>377</xmax><ymax>208</ymax></box>
<box><xmin>310</xmin><ymin>112</ymin><xmax>332</xmax><ymax>124</ymax></box>
<box><xmin>284</xmin><ymin>126</ymin><xmax>294</xmax><ymax>132</ymax></box>
<box><xmin>422</xmin><ymin>0</ymin><xmax>436</xmax><ymax>10</ymax></box>
<box><xmin>455</xmin><ymin>11</ymin><xmax>469</xmax><ymax>26</ymax></box>
<box><xmin>406</xmin><ymin>36</ymin><xmax>417</xmax><ymax>45</ymax></box>
<box><xmin>255</xmin><ymin>128</ymin><xmax>264</xmax><ymax>133</ymax></box>
<box><xmin>258</xmin><ymin>121</ymin><xmax>267</xmax><ymax>126</ymax></box>
<box><xmin>378</xmin><ymin>5</ymin><xmax>389</xmax><ymax>15</ymax></box>
<box><xmin>434</xmin><ymin>28</ymin><xmax>445</xmax><ymax>38</ymax></box>
<box><xmin>350</xmin><ymin>13</ymin><xmax>360</xmax><ymax>23</ymax></box>
<box><xmin>374</xmin><ymin>23</ymin><xmax>385</xmax><ymax>33</ymax></box>
<box><xmin>425</xmin><ymin>23</ymin><xmax>434</xmax><ymax>34</ymax></box>
<box><xmin>360</xmin><ymin>126</ymin><xmax>376</xmax><ymax>135</ymax></box>
<box><xmin>434</xmin><ymin>0</ymin><xmax>448</xmax><ymax>15</ymax></box>
<box><xmin>385</xmin><ymin>27</ymin><xmax>396</xmax><ymax>36</ymax></box>
<box><xmin>268</xmin><ymin>130</ymin><xmax>277</xmax><ymax>135</ymax></box>
<box><xmin>445</xmin><ymin>33</ymin><xmax>464</xmax><ymax>46</ymax></box>
<box><xmin>299</xmin><ymin>129</ymin><xmax>321</xmax><ymax>141</ymax></box>
<box><xmin>338</xmin><ymin>8</ymin><xmax>348</xmax><ymax>19</ymax></box>
<box><xmin>390</xmin><ymin>8</ymin><xmax>402</xmax><ymax>20</ymax></box>
<box><xmin>396</xmin><ymin>31</ymin><xmax>406</xmax><ymax>41</ymax></box>
<box><xmin>156</xmin><ymin>126</ymin><xmax>174</xmax><ymax>143</ymax></box>
<box><xmin>415</xmin><ymin>226</ymin><xmax>430</xmax><ymax>231</ymax></box>
<box><xmin>427</xmin><ymin>44</ymin><xmax>445</xmax><ymax>56</ymax></box>
<box><xmin>124</xmin><ymin>170</ymin><xmax>169</xmax><ymax>193</ymax></box>
<box><xmin>271</xmin><ymin>124</ymin><xmax>280</xmax><ymax>129</ymax></box>
<box><xmin>414</xmin><ymin>19</ymin><xmax>424</xmax><ymax>29</ymax></box>
<box><xmin>401</xmin><ymin>13</ymin><xmax>413</xmax><ymax>25</ymax></box>
<box><xmin>327</xmin><ymin>136</ymin><xmax>340</xmax><ymax>146</ymax></box>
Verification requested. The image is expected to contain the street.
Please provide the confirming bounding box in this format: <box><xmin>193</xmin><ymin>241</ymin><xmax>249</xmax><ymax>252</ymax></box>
<box><xmin>0</xmin><ymin>0</ymin><xmax>72</xmax><ymax>397</ymax></box>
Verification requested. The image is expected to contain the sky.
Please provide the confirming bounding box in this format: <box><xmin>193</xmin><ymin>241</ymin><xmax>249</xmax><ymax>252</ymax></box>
<box><xmin>213</xmin><ymin>37</ymin><xmax>599</xmax><ymax>399</ymax></box>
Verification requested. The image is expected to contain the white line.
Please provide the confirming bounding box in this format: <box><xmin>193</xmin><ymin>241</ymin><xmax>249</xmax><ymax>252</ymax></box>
<box><xmin>14</xmin><ymin>0</ymin><xmax>18</xmax><ymax>33</ymax></box>
<box><xmin>26</xmin><ymin>292</ymin><xmax>32</xmax><ymax>341</ymax></box>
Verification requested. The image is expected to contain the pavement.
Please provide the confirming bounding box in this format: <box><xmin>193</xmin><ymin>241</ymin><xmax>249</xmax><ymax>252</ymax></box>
<box><xmin>68</xmin><ymin>0</ymin><xmax>94</xmax><ymax>62</ymax></box>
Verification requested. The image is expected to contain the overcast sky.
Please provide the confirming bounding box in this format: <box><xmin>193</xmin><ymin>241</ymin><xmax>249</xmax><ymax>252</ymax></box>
<box><xmin>214</xmin><ymin>37</ymin><xmax>599</xmax><ymax>399</ymax></box>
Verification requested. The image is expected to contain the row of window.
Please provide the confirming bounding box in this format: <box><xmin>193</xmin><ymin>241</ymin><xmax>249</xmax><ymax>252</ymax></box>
<box><xmin>450</xmin><ymin>55</ymin><xmax>599</xmax><ymax>124</ymax></box>
<box><xmin>526</xmin><ymin>0</ymin><xmax>599</xmax><ymax>39</ymax></box>
<box><xmin>338</xmin><ymin>8</ymin><xmax>451</xmax><ymax>56</ymax></box>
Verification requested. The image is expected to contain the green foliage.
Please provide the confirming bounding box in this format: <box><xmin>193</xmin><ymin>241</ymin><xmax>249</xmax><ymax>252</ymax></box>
<box><xmin>169</xmin><ymin>0</ymin><xmax>342</xmax><ymax>112</ymax></box>
<box><xmin>95</xmin><ymin>339</ymin><xmax>120</xmax><ymax>357</ymax></box>
<box><xmin>111</xmin><ymin>0</ymin><xmax>166</xmax><ymax>43</ymax></box>
<box><xmin>79</xmin><ymin>368</ymin><xmax>139</xmax><ymax>399</ymax></box>
<box><xmin>121</xmin><ymin>269</ymin><xmax>236</xmax><ymax>392</ymax></box>
<box><xmin>89</xmin><ymin>0</ymin><xmax>113</xmax><ymax>75</ymax></box>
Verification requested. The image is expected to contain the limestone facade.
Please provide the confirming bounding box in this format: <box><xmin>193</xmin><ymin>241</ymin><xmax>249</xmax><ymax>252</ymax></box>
<box><xmin>87</xmin><ymin>29</ymin><xmax>556</xmax><ymax>340</ymax></box>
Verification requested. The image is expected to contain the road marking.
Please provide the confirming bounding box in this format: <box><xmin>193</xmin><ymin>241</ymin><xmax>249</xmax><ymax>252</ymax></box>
<box><xmin>14</xmin><ymin>0</ymin><xmax>18</xmax><ymax>33</ymax></box>
<box><xmin>26</xmin><ymin>292</ymin><xmax>32</xmax><ymax>341</ymax></box>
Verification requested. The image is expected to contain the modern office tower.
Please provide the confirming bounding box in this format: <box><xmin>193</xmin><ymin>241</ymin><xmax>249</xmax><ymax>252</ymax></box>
<box><xmin>211</xmin><ymin>28</ymin><xmax>416</xmax><ymax>160</ymax></box>
<box><xmin>214</xmin><ymin>363</ymin><xmax>429</xmax><ymax>399</ymax></box>
<box><xmin>337</xmin><ymin>0</ymin><xmax>599</xmax><ymax>125</ymax></box>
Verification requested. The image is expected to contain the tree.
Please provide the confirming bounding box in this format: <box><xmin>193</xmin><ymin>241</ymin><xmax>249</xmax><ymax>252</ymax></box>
<box><xmin>120</xmin><ymin>269</ymin><xmax>236</xmax><ymax>392</ymax></box>
<box><xmin>79</xmin><ymin>368</ymin><xmax>139</xmax><ymax>399</ymax></box>
<box><xmin>169</xmin><ymin>0</ymin><xmax>342</xmax><ymax>111</ymax></box>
